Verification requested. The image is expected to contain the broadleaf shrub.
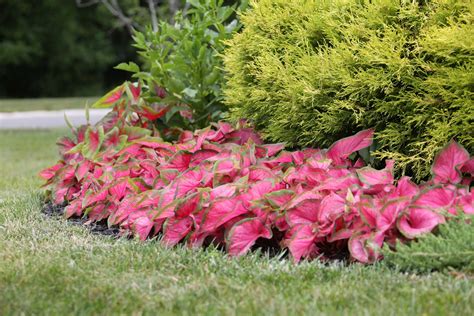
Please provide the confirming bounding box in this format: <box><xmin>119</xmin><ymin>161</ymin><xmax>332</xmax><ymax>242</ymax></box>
<box><xmin>122</xmin><ymin>0</ymin><xmax>245</xmax><ymax>130</ymax></box>
<box><xmin>41</xmin><ymin>87</ymin><xmax>473</xmax><ymax>263</ymax></box>
<box><xmin>223</xmin><ymin>0</ymin><xmax>474</xmax><ymax>180</ymax></box>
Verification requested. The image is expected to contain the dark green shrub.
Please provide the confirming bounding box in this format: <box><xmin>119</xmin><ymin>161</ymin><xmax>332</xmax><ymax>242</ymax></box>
<box><xmin>383</xmin><ymin>217</ymin><xmax>474</xmax><ymax>273</ymax></box>
<box><xmin>223</xmin><ymin>0</ymin><xmax>474</xmax><ymax>179</ymax></box>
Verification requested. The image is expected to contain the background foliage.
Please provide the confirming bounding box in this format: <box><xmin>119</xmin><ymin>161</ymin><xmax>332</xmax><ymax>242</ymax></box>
<box><xmin>0</xmin><ymin>0</ymin><xmax>137</xmax><ymax>97</ymax></box>
<box><xmin>0</xmin><ymin>0</ymin><xmax>240</xmax><ymax>99</ymax></box>
<box><xmin>223</xmin><ymin>0</ymin><xmax>474</xmax><ymax>180</ymax></box>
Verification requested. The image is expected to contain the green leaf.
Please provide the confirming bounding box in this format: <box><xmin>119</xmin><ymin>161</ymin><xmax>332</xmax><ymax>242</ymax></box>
<box><xmin>187</xmin><ymin>0</ymin><xmax>202</xmax><ymax>9</ymax></box>
<box><xmin>85</xmin><ymin>101</ymin><xmax>90</xmax><ymax>124</ymax></box>
<box><xmin>115</xmin><ymin>62</ymin><xmax>140</xmax><ymax>73</ymax></box>
<box><xmin>123</xmin><ymin>126</ymin><xmax>152</xmax><ymax>140</ymax></box>
<box><xmin>164</xmin><ymin>105</ymin><xmax>191</xmax><ymax>123</ymax></box>
<box><xmin>182</xmin><ymin>87</ymin><xmax>198</xmax><ymax>99</ymax></box>
<box><xmin>63</xmin><ymin>113</ymin><xmax>75</xmax><ymax>131</ymax></box>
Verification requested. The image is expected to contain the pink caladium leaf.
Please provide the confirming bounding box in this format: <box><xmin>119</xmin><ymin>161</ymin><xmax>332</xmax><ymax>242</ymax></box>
<box><xmin>260</xmin><ymin>143</ymin><xmax>286</xmax><ymax>157</ymax></box>
<box><xmin>86</xmin><ymin>203</ymin><xmax>110</xmax><ymax>222</ymax></box>
<box><xmin>358</xmin><ymin>204</ymin><xmax>377</xmax><ymax>228</ymax></box>
<box><xmin>432</xmin><ymin>141</ymin><xmax>470</xmax><ymax>184</ymax></box>
<box><xmin>226</xmin><ymin>128</ymin><xmax>263</xmax><ymax>145</ymax></box>
<box><xmin>64</xmin><ymin>199</ymin><xmax>83</xmax><ymax>218</ymax></box>
<box><xmin>460</xmin><ymin>158</ymin><xmax>474</xmax><ymax>176</ymax></box>
<box><xmin>106</xmin><ymin>196</ymin><xmax>136</xmax><ymax>226</ymax></box>
<box><xmin>284</xmin><ymin>225</ymin><xmax>318</xmax><ymax>262</ymax></box>
<box><xmin>286</xmin><ymin>199</ymin><xmax>320</xmax><ymax>225</ymax></box>
<box><xmin>102</xmin><ymin>127</ymin><xmax>123</xmax><ymax>148</ymax></box>
<box><xmin>138</xmin><ymin>104</ymin><xmax>170</xmax><ymax>121</ymax></box>
<box><xmin>264</xmin><ymin>189</ymin><xmax>295</xmax><ymax>209</ymax></box>
<box><xmin>162</xmin><ymin>217</ymin><xmax>194</xmax><ymax>246</ymax></box>
<box><xmin>397</xmin><ymin>207</ymin><xmax>445</xmax><ymax>239</ymax></box>
<box><xmin>57</xmin><ymin>136</ymin><xmax>77</xmax><ymax>156</ymax></box>
<box><xmin>133</xmin><ymin>216</ymin><xmax>154</xmax><ymax>241</ymax></box>
<box><xmin>210</xmin><ymin>184</ymin><xmax>238</xmax><ymax>200</ymax></box>
<box><xmin>262</xmin><ymin>151</ymin><xmax>294</xmax><ymax>168</ymax></box>
<box><xmin>75</xmin><ymin>160</ymin><xmax>92</xmax><ymax>181</ymax></box>
<box><xmin>226</xmin><ymin>218</ymin><xmax>272</xmax><ymax>256</ymax></box>
<box><xmin>39</xmin><ymin>163</ymin><xmax>63</xmax><ymax>181</ymax></box>
<box><xmin>173</xmin><ymin>169</ymin><xmax>204</xmax><ymax>197</ymax></box>
<box><xmin>248</xmin><ymin>166</ymin><xmax>275</xmax><ymax>182</ymax></box>
<box><xmin>190</xmin><ymin>150</ymin><xmax>219</xmax><ymax>166</ymax></box>
<box><xmin>455</xmin><ymin>194</ymin><xmax>474</xmax><ymax>215</ymax></box>
<box><xmin>81</xmin><ymin>126</ymin><xmax>105</xmax><ymax>159</ymax></box>
<box><xmin>307</xmin><ymin>158</ymin><xmax>332</xmax><ymax>171</ymax></box>
<box><xmin>414</xmin><ymin>187</ymin><xmax>455</xmax><ymax>210</ymax></box>
<box><xmin>376</xmin><ymin>200</ymin><xmax>404</xmax><ymax>232</ymax></box>
<box><xmin>122</xmin><ymin>126</ymin><xmax>152</xmax><ymax>141</ymax></box>
<box><xmin>133</xmin><ymin>137</ymin><xmax>174</xmax><ymax>151</ymax></box>
<box><xmin>175</xmin><ymin>193</ymin><xmax>202</xmax><ymax>218</ymax></box>
<box><xmin>92</xmin><ymin>84</ymin><xmax>124</xmax><ymax>108</ymax></box>
<box><xmin>348</xmin><ymin>232</ymin><xmax>383</xmax><ymax>263</ymax></box>
<box><xmin>247</xmin><ymin>180</ymin><xmax>282</xmax><ymax>200</ymax></box>
<box><xmin>82</xmin><ymin>187</ymin><xmax>108</xmax><ymax>208</ymax></box>
<box><xmin>318</xmin><ymin>193</ymin><xmax>346</xmax><ymax>223</ymax></box>
<box><xmin>395</xmin><ymin>176</ymin><xmax>419</xmax><ymax>198</ymax></box>
<box><xmin>357</xmin><ymin>160</ymin><xmax>394</xmax><ymax>186</ymax></box>
<box><xmin>287</xmin><ymin>190</ymin><xmax>322</xmax><ymax>210</ymax></box>
<box><xmin>165</xmin><ymin>151</ymin><xmax>193</xmax><ymax>171</ymax></box>
<box><xmin>109</xmin><ymin>180</ymin><xmax>131</xmax><ymax>201</ymax></box>
<box><xmin>200</xmin><ymin>198</ymin><xmax>248</xmax><ymax>233</ymax></box>
<box><xmin>353</xmin><ymin>158</ymin><xmax>366</xmax><ymax>168</ymax></box>
<box><xmin>128</xmin><ymin>82</ymin><xmax>141</xmax><ymax>102</ymax></box>
<box><xmin>327</xmin><ymin>227</ymin><xmax>354</xmax><ymax>242</ymax></box>
<box><xmin>326</xmin><ymin>129</ymin><xmax>374</xmax><ymax>165</ymax></box>
<box><xmin>104</xmin><ymin>88</ymin><xmax>124</xmax><ymax>104</ymax></box>
<box><xmin>315</xmin><ymin>174</ymin><xmax>360</xmax><ymax>192</ymax></box>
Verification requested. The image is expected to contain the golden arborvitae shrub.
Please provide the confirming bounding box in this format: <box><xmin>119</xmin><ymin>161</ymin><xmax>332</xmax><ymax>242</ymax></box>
<box><xmin>223</xmin><ymin>0</ymin><xmax>474</xmax><ymax>179</ymax></box>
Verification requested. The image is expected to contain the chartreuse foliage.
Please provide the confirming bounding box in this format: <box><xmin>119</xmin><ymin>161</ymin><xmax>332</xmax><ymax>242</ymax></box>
<box><xmin>223</xmin><ymin>0</ymin><xmax>474</xmax><ymax>180</ymax></box>
<box><xmin>384</xmin><ymin>216</ymin><xmax>474</xmax><ymax>273</ymax></box>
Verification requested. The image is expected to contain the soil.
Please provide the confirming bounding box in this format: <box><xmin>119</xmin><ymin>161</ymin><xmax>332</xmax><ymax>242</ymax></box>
<box><xmin>42</xmin><ymin>202</ymin><xmax>121</xmax><ymax>238</ymax></box>
<box><xmin>41</xmin><ymin>202</ymin><xmax>350</xmax><ymax>262</ymax></box>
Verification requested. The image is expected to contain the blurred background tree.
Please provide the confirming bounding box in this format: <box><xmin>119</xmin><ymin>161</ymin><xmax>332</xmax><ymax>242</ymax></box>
<box><xmin>0</xmin><ymin>0</ymin><xmax>239</xmax><ymax>98</ymax></box>
<box><xmin>0</xmin><ymin>0</ymin><xmax>194</xmax><ymax>98</ymax></box>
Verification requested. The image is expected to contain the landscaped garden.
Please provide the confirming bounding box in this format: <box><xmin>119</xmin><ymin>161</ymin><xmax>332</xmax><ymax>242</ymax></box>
<box><xmin>1</xmin><ymin>0</ymin><xmax>473</xmax><ymax>314</ymax></box>
<box><xmin>0</xmin><ymin>128</ymin><xmax>473</xmax><ymax>314</ymax></box>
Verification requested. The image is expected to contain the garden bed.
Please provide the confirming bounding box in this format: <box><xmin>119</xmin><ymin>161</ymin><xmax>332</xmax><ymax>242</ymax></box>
<box><xmin>42</xmin><ymin>201</ymin><xmax>121</xmax><ymax>238</ymax></box>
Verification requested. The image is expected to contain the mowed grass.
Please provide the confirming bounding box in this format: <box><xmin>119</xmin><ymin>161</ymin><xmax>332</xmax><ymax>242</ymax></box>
<box><xmin>0</xmin><ymin>97</ymin><xmax>97</xmax><ymax>112</ymax></box>
<box><xmin>0</xmin><ymin>130</ymin><xmax>473</xmax><ymax>315</ymax></box>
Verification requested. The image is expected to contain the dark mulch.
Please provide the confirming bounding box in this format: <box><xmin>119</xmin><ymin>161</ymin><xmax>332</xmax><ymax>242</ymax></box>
<box><xmin>41</xmin><ymin>202</ymin><xmax>349</xmax><ymax>262</ymax></box>
<box><xmin>42</xmin><ymin>202</ymin><xmax>121</xmax><ymax>238</ymax></box>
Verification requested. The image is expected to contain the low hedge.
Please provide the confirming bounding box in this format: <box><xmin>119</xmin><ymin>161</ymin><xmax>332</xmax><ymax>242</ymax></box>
<box><xmin>223</xmin><ymin>0</ymin><xmax>474</xmax><ymax>179</ymax></box>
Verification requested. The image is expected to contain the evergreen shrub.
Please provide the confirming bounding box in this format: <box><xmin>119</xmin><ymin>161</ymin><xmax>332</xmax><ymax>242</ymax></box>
<box><xmin>383</xmin><ymin>217</ymin><xmax>474</xmax><ymax>273</ymax></box>
<box><xmin>223</xmin><ymin>0</ymin><xmax>474</xmax><ymax>179</ymax></box>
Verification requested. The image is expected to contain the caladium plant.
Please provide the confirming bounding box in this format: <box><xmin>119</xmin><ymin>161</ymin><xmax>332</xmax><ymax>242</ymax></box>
<box><xmin>40</xmin><ymin>97</ymin><xmax>473</xmax><ymax>264</ymax></box>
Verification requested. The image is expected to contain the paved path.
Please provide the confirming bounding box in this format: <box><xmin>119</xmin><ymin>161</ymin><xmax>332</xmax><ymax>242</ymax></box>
<box><xmin>0</xmin><ymin>109</ymin><xmax>110</xmax><ymax>129</ymax></box>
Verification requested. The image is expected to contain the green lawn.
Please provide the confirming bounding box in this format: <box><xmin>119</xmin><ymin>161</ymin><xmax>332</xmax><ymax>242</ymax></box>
<box><xmin>0</xmin><ymin>129</ymin><xmax>473</xmax><ymax>315</ymax></box>
<box><xmin>0</xmin><ymin>97</ymin><xmax>97</xmax><ymax>112</ymax></box>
